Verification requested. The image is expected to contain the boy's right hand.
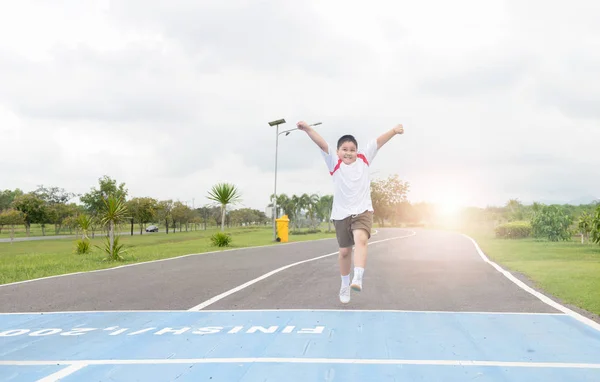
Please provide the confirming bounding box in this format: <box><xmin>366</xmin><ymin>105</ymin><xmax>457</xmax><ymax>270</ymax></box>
<box><xmin>296</xmin><ymin>121</ymin><xmax>310</xmax><ymax>131</ymax></box>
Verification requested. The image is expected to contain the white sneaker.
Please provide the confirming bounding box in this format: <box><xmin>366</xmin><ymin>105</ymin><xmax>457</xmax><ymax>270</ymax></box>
<box><xmin>339</xmin><ymin>285</ymin><xmax>351</xmax><ymax>304</ymax></box>
<box><xmin>351</xmin><ymin>277</ymin><xmax>362</xmax><ymax>292</ymax></box>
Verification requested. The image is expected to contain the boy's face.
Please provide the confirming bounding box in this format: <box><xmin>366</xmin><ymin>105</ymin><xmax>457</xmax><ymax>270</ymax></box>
<box><xmin>337</xmin><ymin>141</ymin><xmax>357</xmax><ymax>165</ymax></box>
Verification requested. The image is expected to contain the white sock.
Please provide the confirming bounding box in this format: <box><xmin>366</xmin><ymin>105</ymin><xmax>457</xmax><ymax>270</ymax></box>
<box><xmin>341</xmin><ymin>274</ymin><xmax>350</xmax><ymax>287</ymax></box>
<box><xmin>354</xmin><ymin>267</ymin><xmax>364</xmax><ymax>279</ymax></box>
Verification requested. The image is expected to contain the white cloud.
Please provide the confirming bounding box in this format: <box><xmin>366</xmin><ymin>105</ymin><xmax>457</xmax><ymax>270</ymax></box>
<box><xmin>1</xmin><ymin>0</ymin><xmax>599</xmax><ymax>211</ymax></box>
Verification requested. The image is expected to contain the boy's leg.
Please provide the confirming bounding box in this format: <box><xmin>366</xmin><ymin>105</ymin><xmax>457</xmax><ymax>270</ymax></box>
<box><xmin>350</xmin><ymin>211</ymin><xmax>373</xmax><ymax>291</ymax></box>
<box><xmin>352</xmin><ymin>228</ymin><xmax>369</xmax><ymax>269</ymax></box>
<box><xmin>333</xmin><ymin>217</ymin><xmax>354</xmax><ymax>304</ymax></box>
<box><xmin>339</xmin><ymin>247</ymin><xmax>352</xmax><ymax>278</ymax></box>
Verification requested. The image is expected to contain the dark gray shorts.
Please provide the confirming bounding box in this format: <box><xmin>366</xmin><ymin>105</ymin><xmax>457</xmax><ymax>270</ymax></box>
<box><xmin>333</xmin><ymin>210</ymin><xmax>373</xmax><ymax>248</ymax></box>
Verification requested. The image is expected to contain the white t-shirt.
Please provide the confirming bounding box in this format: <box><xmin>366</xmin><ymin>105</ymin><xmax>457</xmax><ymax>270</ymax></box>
<box><xmin>320</xmin><ymin>138</ymin><xmax>379</xmax><ymax>220</ymax></box>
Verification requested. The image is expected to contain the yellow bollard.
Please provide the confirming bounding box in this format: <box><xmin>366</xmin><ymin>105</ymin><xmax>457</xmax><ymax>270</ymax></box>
<box><xmin>275</xmin><ymin>215</ymin><xmax>290</xmax><ymax>243</ymax></box>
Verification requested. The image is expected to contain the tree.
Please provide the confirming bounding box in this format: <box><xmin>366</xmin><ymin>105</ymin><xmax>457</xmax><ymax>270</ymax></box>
<box><xmin>171</xmin><ymin>201</ymin><xmax>192</xmax><ymax>232</ymax></box>
<box><xmin>505</xmin><ymin>199</ymin><xmax>524</xmax><ymax>221</ymax></box>
<box><xmin>80</xmin><ymin>175</ymin><xmax>128</xmax><ymax>218</ymax></box>
<box><xmin>229</xmin><ymin>208</ymin><xmax>268</xmax><ymax>226</ymax></box>
<box><xmin>46</xmin><ymin>203</ymin><xmax>77</xmax><ymax>235</ymax></box>
<box><xmin>531</xmin><ymin>205</ymin><xmax>573</xmax><ymax>241</ymax></box>
<box><xmin>316</xmin><ymin>195</ymin><xmax>333</xmax><ymax>231</ymax></box>
<box><xmin>33</xmin><ymin>185</ymin><xmax>77</xmax><ymax>205</ymax></box>
<box><xmin>11</xmin><ymin>193</ymin><xmax>47</xmax><ymax>236</ymax></box>
<box><xmin>127</xmin><ymin>197</ymin><xmax>158</xmax><ymax>234</ymax></box>
<box><xmin>196</xmin><ymin>206</ymin><xmax>212</xmax><ymax>230</ymax></box>
<box><xmin>578</xmin><ymin>211</ymin><xmax>593</xmax><ymax>244</ymax></box>
<box><xmin>156</xmin><ymin>200</ymin><xmax>173</xmax><ymax>234</ymax></box>
<box><xmin>0</xmin><ymin>189</ymin><xmax>24</xmax><ymax>211</ymax></box>
<box><xmin>77</xmin><ymin>214</ymin><xmax>94</xmax><ymax>241</ymax></box>
<box><xmin>591</xmin><ymin>205</ymin><xmax>600</xmax><ymax>245</ymax></box>
<box><xmin>395</xmin><ymin>201</ymin><xmax>418</xmax><ymax>225</ymax></box>
<box><xmin>269</xmin><ymin>194</ymin><xmax>294</xmax><ymax>221</ymax></box>
<box><xmin>291</xmin><ymin>193</ymin><xmax>311</xmax><ymax>229</ymax></box>
<box><xmin>0</xmin><ymin>209</ymin><xmax>25</xmax><ymax>243</ymax></box>
<box><xmin>206</xmin><ymin>183</ymin><xmax>242</xmax><ymax>231</ymax></box>
<box><xmin>75</xmin><ymin>213</ymin><xmax>94</xmax><ymax>254</ymax></box>
<box><xmin>370</xmin><ymin>174</ymin><xmax>410</xmax><ymax>226</ymax></box>
<box><xmin>97</xmin><ymin>195</ymin><xmax>130</xmax><ymax>260</ymax></box>
<box><xmin>30</xmin><ymin>186</ymin><xmax>78</xmax><ymax>235</ymax></box>
<box><xmin>303</xmin><ymin>194</ymin><xmax>320</xmax><ymax>229</ymax></box>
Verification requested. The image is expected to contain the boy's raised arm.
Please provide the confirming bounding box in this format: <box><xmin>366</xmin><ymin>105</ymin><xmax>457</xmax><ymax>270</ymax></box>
<box><xmin>297</xmin><ymin>121</ymin><xmax>329</xmax><ymax>153</ymax></box>
<box><xmin>376</xmin><ymin>124</ymin><xmax>404</xmax><ymax>150</ymax></box>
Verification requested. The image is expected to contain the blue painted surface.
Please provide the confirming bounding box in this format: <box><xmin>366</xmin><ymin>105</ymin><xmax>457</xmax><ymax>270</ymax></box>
<box><xmin>0</xmin><ymin>365</ymin><xmax>66</xmax><ymax>382</ymax></box>
<box><xmin>60</xmin><ymin>363</ymin><xmax>600</xmax><ymax>382</ymax></box>
<box><xmin>1</xmin><ymin>310</ymin><xmax>600</xmax><ymax>381</ymax></box>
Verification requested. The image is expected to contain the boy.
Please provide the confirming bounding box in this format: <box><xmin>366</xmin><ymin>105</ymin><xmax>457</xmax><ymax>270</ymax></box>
<box><xmin>297</xmin><ymin>121</ymin><xmax>404</xmax><ymax>304</ymax></box>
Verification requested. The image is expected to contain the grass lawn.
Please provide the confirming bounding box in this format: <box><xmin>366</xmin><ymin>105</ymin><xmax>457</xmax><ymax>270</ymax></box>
<box><xmin>466</xmin><ymin>228</ymin><xmax>600</xmax><ymax>317</ymax></box>
<box><xmin>0</xmin><ymin>226</ymin><xmax>336</xmax><ymax>285</ymax></box>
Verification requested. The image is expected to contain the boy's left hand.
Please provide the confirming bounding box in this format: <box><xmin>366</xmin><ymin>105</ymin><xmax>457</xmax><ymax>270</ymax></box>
<box><xmin>394</xmin><ymin>124</ymin><xmax>404</xmax><ymax>134</ymax></box>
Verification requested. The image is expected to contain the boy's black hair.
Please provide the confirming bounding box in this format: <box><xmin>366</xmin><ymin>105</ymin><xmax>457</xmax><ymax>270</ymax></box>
<box><xmin>337</xmin><ymin>134</ymin><xmax>358</xmax><ymax>149</ymax></box>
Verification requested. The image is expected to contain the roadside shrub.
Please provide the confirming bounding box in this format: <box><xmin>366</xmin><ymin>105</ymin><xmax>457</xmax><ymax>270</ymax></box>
<box><xmin>75</xmin><ymin>239</ymin><xmax>91</xmax><ymax>254</ymax></box>
<box><xmin>495</xmin><ymin>221</ymin><xmax>532</xmax><ymax>239</ymax></box>
<box><xmin>95</xmin><ymin>235</ymin><xmax>127</xmax><ymax>261</ymax></box>
<box><xmin>290</xmin><ymin>229</ymin><xmax>321</xmax><ymax>235</ymax></box>
<box><xmin>531</xmin><ymin>205</ymin><xmax>573</xmax><ymax>241</ymax></box>
<box><xmin>211</xmin><ymin>232</ymin><xmax>232</xmax><ymax>247</ymax></box>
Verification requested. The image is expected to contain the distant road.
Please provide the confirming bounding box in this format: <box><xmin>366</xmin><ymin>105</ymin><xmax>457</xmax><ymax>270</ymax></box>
<box><xmin>0</xmin><ymin>231</ymin><xmax>146</xmax><ymax>243</ymax></box>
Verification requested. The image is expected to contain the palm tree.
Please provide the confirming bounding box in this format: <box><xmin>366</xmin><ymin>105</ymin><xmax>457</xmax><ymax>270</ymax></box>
<box><xmin>207</xmin><ymin>183</ymin><xmax>242</xmax><ymax>231</ymax></box>
<box><xmin>269</xmin><ymin>193</ymin><xmax>293</xmax><ymax>220</ymax></box>
<box><xmin>291</xmin><ymin>194</ymin><xmax>311</xmax><ymax>229</ymax></box>
<box><xmin>505</xmin><ymin>199</ymin><xmax>523</xmax><ymax>221</ymax></box>
<box><xmin>316</xmin><ymin>195</ymin><xmax>333</xmax><ymax>231</ymax></box>
<box><xmin>77</xmin><ymin>213</ymin><xmax>93</xmax><ymax>241</ymax></box>
<box><xmin>305</xmin><ymin>193</ymin><xmax>320</xmax><ymax>229</ymax></box>
<box><xmin>98</xmin><ymin>195</ymin><xmax>130</xmax><ymax>260</ymax></box>
<box><xmin>578</xmin><ymin>211</ymin><xmax>592</xmax><ymax>244</ymax></box>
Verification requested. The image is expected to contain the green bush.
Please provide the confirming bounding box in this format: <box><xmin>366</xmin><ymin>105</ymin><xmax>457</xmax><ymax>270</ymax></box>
<box><xmin>531</xmin><ymin>205</ymin><xmax>573</xmax><ymax>241</ymax></box>
<box><xmin>211</xmin><ymin>232</ymin><xmax>232</xmax><ymax>247</ymax></box>
<box><xmin>95</xmin><ymin>235</ymin><xmax>127</xmax><ymax>261</ymax></box>
<box><xmin>290</xmin><ymin>229</ymin><xmax>321</xmax><ymax>235</ymax></box>
<box><xmin>495</xmin><ymin>221</ymin><xmax>532</xmax><ymax>239</ymax></box>
<box><xmin>75</xmin><ymin>239</ymin><xmax>91</xmax><ymax>254</ymax></box>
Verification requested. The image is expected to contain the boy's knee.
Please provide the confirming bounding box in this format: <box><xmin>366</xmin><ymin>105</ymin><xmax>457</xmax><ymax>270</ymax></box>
<box><xmin>353</xmin><ymin>229</ymin><xmax>369</xmax><ymax>245</ymax></box>
<box><xmin>339</xmin><ymin>247</ymin><xmax>352</xmax><ymax>258</ymax></box>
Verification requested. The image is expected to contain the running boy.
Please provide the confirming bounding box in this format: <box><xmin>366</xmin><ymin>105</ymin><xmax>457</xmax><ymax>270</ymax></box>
<box><xmin>296</xmin><ymin>121</ymin><xmax>405</xmax><ymax>304</ymax></box>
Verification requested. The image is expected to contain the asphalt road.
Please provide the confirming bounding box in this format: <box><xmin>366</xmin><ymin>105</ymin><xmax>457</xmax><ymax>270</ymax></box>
<box><xmin>0</xmin><ymin>228</ymin><xmax>559</xmax><ymax>314</ymax></box>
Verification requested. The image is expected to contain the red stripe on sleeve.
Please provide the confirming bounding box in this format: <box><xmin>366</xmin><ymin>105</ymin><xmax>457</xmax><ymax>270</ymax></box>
<box><xmin>330</xmin><ymin>159</ymin><xmax>342</xmax><ymax>175</ymax></box>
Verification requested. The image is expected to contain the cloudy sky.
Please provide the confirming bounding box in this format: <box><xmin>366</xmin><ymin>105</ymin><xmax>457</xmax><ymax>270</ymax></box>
<box><xmin>1</xmin><ymin>0</ymin><xmax>599</xmax><ymax>212</ymax></box>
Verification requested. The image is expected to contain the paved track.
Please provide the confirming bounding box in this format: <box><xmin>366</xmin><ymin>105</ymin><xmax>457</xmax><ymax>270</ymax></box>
<box><xmin>0</xmin><ymin>228</ymin><xmax>556</xmax><ymax>313</ymax></box>
<box><xmin>2</xmin><ymin>228</ymin><xmax>599</xmax><ymax>382</ymax></box>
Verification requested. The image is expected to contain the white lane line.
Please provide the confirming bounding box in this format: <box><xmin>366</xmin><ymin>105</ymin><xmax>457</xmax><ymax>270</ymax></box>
<box><xmin>36</xmin><ymin>362</ymin><xmax>87</xmax><ymax>382</ymax></box>
<box><xmin>2</xmin><ymin>358</ymin><xmax>599</xmax><ymax>369</ymax></box>
<box><xmin>188</xmin><ymin>232</ymin><xmax>416</xmax><ymax>311</ymax></box>
<box><xmin>463</xmin><ymin>234</ymin><xmax>600</xmax><ymax>332</ymax></box>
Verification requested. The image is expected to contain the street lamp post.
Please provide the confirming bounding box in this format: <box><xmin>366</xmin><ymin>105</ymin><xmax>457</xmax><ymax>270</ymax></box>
<box><xmin>268</xmin><ymin>119</ymin><xmax>323</xmax><ymax>242</ymax></box>
<box><xmin>268</xmin><ymin>119</ymin><xmax>286</xmax><ymax>241</ymax></box>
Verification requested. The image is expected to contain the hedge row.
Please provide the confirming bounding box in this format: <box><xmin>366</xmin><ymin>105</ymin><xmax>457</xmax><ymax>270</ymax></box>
<box><xmin>495</xmin><ymin>221</ymin><xmax>532</xmax><ymax>239</ymax></box>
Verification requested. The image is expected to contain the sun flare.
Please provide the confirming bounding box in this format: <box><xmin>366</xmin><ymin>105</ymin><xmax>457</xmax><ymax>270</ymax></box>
<box><xmin>431</xmin><ymin>187</ymin><xmax>470</xmax><ymax>218</ymax></box>
<box><xmin>438</xmin><ymin>201</ymin><xmax>462</xmax><ymax>216</ymax></box>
